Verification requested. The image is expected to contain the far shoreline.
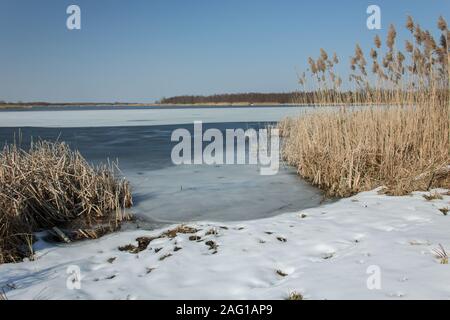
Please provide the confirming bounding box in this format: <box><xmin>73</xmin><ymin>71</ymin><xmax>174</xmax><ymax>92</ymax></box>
<box><xmin>0</xmin><ymin>102</ymin><xmax>304</xmax><ymax>110</ymax></box>
<box><xmin>0</xmin><ymin>102</ymin><xmax>386</xmax><ymax>110</ymax></box>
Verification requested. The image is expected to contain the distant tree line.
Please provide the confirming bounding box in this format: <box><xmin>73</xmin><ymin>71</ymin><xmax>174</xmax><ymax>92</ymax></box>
<box><xmin>158</xmin><ymin>92</ymin><xmax>298</xmax><ymax>104</ymax></box>
<box><xmin>158</xmin><ymin>89</ymin><xmax>449</xmax><ymax>105</ymax></box>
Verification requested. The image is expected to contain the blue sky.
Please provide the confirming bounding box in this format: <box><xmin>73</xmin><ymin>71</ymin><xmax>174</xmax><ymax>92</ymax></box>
<box><xmin>0</xmin><ymin>0</ymin><xmax>448</xmax><ymax>103</ymax></box>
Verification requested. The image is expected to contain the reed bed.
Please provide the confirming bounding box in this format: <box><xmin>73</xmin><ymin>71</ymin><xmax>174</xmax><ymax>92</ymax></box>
<box><xmin>0</xmin><ymin>141</ymin><xmax>133</xmax><ymax>264</ymax></box>
<box><xmin>281</xmin><ymin>16</ymin><xmax>449</xmax><ymax>197</ymax></box>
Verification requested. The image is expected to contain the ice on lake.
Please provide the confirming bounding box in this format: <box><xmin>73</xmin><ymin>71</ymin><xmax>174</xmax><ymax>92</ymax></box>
<box><xmin>0</xmin><ymin>106</ymin><xmax>326</xmax><ymax>226</ymax></box>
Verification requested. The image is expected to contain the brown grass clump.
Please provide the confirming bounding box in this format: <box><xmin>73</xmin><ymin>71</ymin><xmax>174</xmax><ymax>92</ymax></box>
<box><xmin>423</xmin><ymin>191</ymin><xmax>444</xmax><ymax>201</ymax></box>
<box><xmin>118</xmin><ymin>225</ymin><xmax>199</xmax><ymax>254</ymax></box>
<box><xmin>162</xmin><ymin>225</ymin><xmax>198</xmax><ymax>238</ymax></box>
<box><xmin>0</xmin><ymin>141</ymin><xmax>133</xmax><ymax>264</ymax></box>
<box><xmin>287</xmin><ymin>290</ymin><xmax>303</xmax><ymax>300</ymax></box>
<box><xmin>281</xmin><ymin>16</ymin><xmax>449</xmax><ymax>197</ymax></box>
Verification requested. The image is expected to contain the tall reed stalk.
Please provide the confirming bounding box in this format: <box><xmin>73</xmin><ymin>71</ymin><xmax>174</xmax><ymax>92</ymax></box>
<box><xmin>281</xmin><ymin>16</ymin><xmax>449</xmax><ymax>197</ymax></box>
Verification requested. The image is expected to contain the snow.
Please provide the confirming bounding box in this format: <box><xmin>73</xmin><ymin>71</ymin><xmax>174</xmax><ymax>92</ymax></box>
<box><xmin>1</xmin><ymin>188</ymin><xmax>449</xmax><ymax>300</ymax></box>
<box><xmin>0</xmin><ymin>106</ymin><xmax>328</xmax><ymax>128</ymax></box>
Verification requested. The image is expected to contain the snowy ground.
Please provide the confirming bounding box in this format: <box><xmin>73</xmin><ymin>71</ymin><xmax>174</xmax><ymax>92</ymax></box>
<box><xmin>1</xmin><ymin>188</ymin><xmax>449</xmax><ymax>300</ymax></box>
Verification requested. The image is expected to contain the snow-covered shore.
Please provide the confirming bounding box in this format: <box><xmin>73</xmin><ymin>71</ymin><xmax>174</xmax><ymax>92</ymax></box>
<box><xmin>1</xmin><ymin>188</ymin><xmax>449</xmax><ymax>300</ymax></box>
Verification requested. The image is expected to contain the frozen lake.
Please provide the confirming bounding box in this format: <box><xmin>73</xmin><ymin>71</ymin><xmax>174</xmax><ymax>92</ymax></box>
<box><xmin>0</xmin><ymin>106</ymin><xmax>326</xmax><ymax>226</ymax></box>
<box><xmin>0</xmin><ymin>105</ymin><xmax>328</xmax><ymax>127</ymax></box>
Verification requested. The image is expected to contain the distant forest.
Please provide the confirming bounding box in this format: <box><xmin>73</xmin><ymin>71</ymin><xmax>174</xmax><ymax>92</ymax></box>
<box><xmin>158</xmin><ymin>89</ymin><xmax>450</xmax><ymax>105</ymax></box>
<box><xmin>158</xmin><ymin>92</ymin><xmax>298</xmax><ymax>104</ymax></box>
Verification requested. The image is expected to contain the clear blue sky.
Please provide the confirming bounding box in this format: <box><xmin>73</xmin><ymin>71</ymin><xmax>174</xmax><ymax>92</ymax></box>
<box><xmin>0</xmin><ymin>0</ymin><xmax>448</xmax><ymax>103</ymax></box>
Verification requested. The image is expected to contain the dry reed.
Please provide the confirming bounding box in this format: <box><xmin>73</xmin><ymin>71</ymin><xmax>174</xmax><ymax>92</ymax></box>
<box><xmin>281</xmin><ymin>16</ymin><xmax>449</xmax><ymax>197</ymax></box>
<box><xmin>0</xmin><ymin>141</ymin><xmax>133</xmax><ymax>264</ymax></box>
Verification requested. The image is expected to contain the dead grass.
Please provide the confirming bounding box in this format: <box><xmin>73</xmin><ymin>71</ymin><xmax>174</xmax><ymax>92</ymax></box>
<box><xmin>159</xmin><ymin>253</ymin><xmax>172</xmax><ymax>261</ymax></box>
<box><xmin>0</xmin><ymin>289</ymin><xmax>7</xmax><ymax>300</ymax></box>
<box><xmin>205</xmin><ymin>228</ymin><xmax>219</xmax><ymax>236</ymax></box>
<box><xmin>281</xmin><ymin>105</ymin><xmax>448</xmax><ymax>196</ymax></box>
<box><xmin>280</xmin><ymin>16</ymin><xmax>449</xmax><ymax>197</ymax></box>
<box><xmin>162</xmin><ymin>225</ymin><xmax>198</xmax><ymax>238</ymax></box>
<box><xmin>433</xmin><ymin>244</ymin><xmax>449</xmax><ymax>264</ymax></box>
<box><xmin>423</xmin><ymin>191</ymin><xmax>444</xmax><ymax>201</ymax></box>
<box><xmin>205</xmin><ymin>240</ymin><xmax>219</xmax><ymax>252</ymax></box>
<box><xmin>287</xmin><ymin>290</ymin><xmax>303</xmax><ymax>300</ymax></box>
<box><xmin>0</xmin><ymin>141</ymin><xmax>133</xmax><ymax>264</ymax></box>
<box><xmin>118</xmin><ymin>224</ymin><xmax>198</xmax><ymax>254</ymax></box>
<box><xmin>276</xmin><ymin>270</ymin><xmax>288</xmax><ymax>277</ymax></box>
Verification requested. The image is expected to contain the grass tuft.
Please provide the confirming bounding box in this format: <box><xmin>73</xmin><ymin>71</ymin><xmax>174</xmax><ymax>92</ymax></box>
<box><xmin>0</xmin><ymin>289</ymin><xmax>7</xmax><ymax>300</ymax></box>
<box><xmin>0</xmin><ymin>141</ymin><xmax>132</xmax><ymax>264</ymax></box>
<box><xmin>423</xmin><ymin>192</ymin><xmax>444</xmax><ymax>201</ymax></box>
<box><xmin>433</xmin><ymin>244</ymin><xmax>449</xmax><ymax>264</ymax></box>
<box><xmin>276</xmin><ymin>270</ymin><xmax>288</xmax><ymax>277</ymax></box>
<box><xmin>287</xmin><ymin>290</ymin><xmax>303</xmax><ymax>300</ymax></box>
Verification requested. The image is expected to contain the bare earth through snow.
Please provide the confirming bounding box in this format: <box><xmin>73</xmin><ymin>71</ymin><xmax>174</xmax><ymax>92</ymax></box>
<box><xmin>1</xmin><ymin>188</ymin><xmax>449</xmax><ymax>300</ymax></box>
